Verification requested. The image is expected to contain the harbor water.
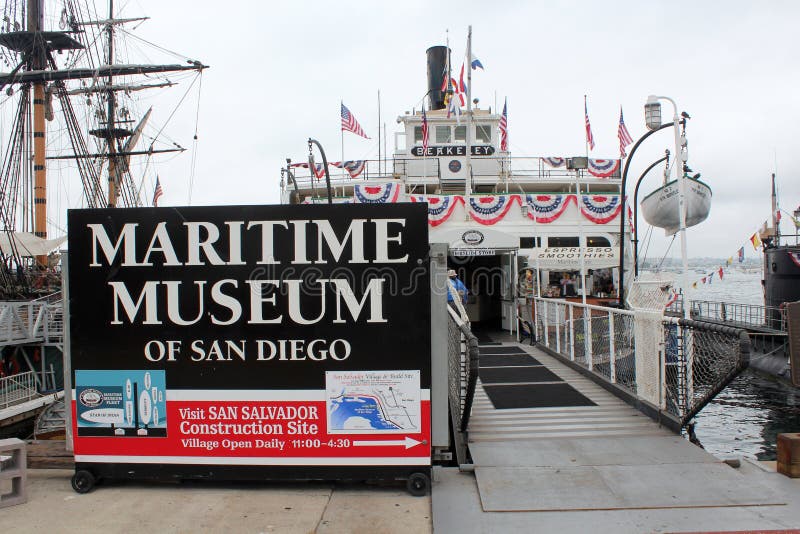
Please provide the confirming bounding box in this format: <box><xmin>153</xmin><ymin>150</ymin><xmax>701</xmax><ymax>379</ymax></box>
<box><xmin>687</xmin><ymin>268</ymin><xmax>800</xmax><ymax>460</ymax></box>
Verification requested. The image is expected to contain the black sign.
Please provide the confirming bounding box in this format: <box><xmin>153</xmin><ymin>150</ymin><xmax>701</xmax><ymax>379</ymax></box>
<box><xmin>68</xmin><ymin>203</ymin><xmax>432</xmax><ymax>466</ymax></box>
<box><xmin>411</xmin><ymin>145</ymin><xmax>495</xmax><ymax>157</ymax></box>
<box><xmin>68</xmin><ymin>203</ymin><xmax>431</xmax><ymax>390</ymax></box>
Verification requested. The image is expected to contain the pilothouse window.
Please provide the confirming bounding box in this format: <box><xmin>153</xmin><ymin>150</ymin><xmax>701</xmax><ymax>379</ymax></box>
<box><xmin>476</xmin><ymin>124</ymin><xmax>491</xmax><ymax>143</ymax></box>
<box><xmin>455</xmin><ymin>125</ymin><xmax>466</xmax><ymax>142</ymax></box>
<box><xmin>414</xmin><ymin>126</ymin><xmax>423</xmax><ymax>144</ymax></box>
<box><xmin>436</xmin><ymin>126</ymin><xmax>451</xmax><ymax>143</ymax></box>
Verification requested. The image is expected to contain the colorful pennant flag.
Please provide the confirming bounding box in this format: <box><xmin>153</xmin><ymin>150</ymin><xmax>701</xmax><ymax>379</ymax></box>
<box><xmin>718</xmin><ymin>267</ymin><xmax>724</xmax><ymax>280</ymax></box>
<box><xmin>618</xmin><ymin>107</ymin><xmax>633</xmax><ymax>158</ymax></box>
<box><xmin>471</xmin><ymin>54</ymin><xmax>484</xmax><ymax>70</ymax></box>
<box><xmin>749</xmin><ymin>232</ymin><xmax>762</xmax><ymax>250</ymax></box>
<box><xmin>738</xmin><ymin>246</ymin><xmax>745</xmax><ymax>263</ymax></box>
<box><xmin>341</xmin><ymin>102</ymin><xmax>369</xmax><ymax>138</ymax></box>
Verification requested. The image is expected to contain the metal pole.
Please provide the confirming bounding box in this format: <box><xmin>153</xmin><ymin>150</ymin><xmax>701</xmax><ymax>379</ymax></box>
<box><xmin>465</xmin><ymin>26</ymin><xmax>473</xmax><ymax>201</ymax></box>
<box><xmin>308</xmin><ymin>138</ymin><xmax>333</xmax><ymax>205</ymax></box>
<box><xmin>656</xmin><ymin>96</ymin><xmax>691</xmax><ymax>321</ymax></box>
<box><xmin>617</xmin><ymin>121</ymin><xmax>675</xmax><ymax>306</ymax></box>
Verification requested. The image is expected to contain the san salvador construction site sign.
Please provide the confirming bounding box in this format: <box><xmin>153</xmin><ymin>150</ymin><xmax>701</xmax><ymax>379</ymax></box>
<box><xmin>67</xmin><ymin>203</ymin><xmax>431</xmax><ymax>470</ymax></box>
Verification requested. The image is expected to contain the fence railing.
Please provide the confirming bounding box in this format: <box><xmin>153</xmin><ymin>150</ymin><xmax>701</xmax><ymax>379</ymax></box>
<box><xmin>0</xmin><ymin>370</ymin><xmax>40</xmax><ymax>410</ymax></box>
<box><xmin>668</xmin><ymin>299</ymin><xmax>786</xmax><ymax>332</ymax></box>
<box><xmin>533</xmin><ymin>297</ymin><xmax>750</xmax><ymax>429</ymax></box>
<box><xmin>0</xmin><ymin>299</ymin><xmax>63</xmax><ymax>346</ymax></box>
<box><xmin>447</xmin><ymin>305</ymin><xmax>480</xmax><ymax>434</ymax></box>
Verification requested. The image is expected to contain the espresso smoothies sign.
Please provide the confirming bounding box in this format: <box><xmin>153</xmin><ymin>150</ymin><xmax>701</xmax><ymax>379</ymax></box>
<box><xmin>67</xmin><ymin>203</ymin><xmax>431</xmax><ymax>474</ymax></box>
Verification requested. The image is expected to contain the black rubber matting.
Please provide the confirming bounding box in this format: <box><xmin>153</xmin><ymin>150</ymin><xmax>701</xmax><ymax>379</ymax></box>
<box><xmin>479</xmin><ymin>366</ymin><xmax>562</xmax><ymax>384</ymax></box>
<box><xmin>478</xmin><ymin>346</ymin><xmax>529</xmax><ymax>355</ymax></box>
<box><xmin>479</xmin><ymin>354</ymin><xmax>541</xmax><ymax>367</ymax></box>
<box><xmin>483</xmin><ymin>383</ymin><xmax>597</xmax><ymax>409</ymax></box>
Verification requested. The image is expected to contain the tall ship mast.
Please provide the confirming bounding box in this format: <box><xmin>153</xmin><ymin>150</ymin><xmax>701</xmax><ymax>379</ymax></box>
<box><xmin>0</xmin><ymin>0</ymin><xmax>206</xmax><ymax>297</ymax></box>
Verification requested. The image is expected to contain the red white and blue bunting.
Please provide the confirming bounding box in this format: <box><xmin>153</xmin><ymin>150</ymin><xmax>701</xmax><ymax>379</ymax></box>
<box><xmin>524</xmin><ymin>194</ymin><xmax>576</xmax><ymax>223</ymax></box>
<box><xmin>542</xmin><ymin>157</ymin><xmax>565</xmax><ymax>168</ymax></box>
<box><xmin>410</xmin><ymin>195</ymin><xmax>464</xmax><ymax>227</ymax></box>
<box><xmin>289</xmin><ymin>162</ymin><xmax>327</xmax><ymax>179</ymax></box>
<box><xmin>579</xmin><ymin>194</ymin><xmax>622</xmax><ymax>224</ymax></box>
<box><xmin>332</xmin><ymin>160</ymin><xmax>366</xmax><ymax>179</ymax></box>
<box><xmin>467</xmin><ymin>195</ymin><xmax>521</xmax><ymax>225</ymax></box>
<box><xmin>353</xmin><ymin>183</ymin><xmax>401</xmax><ymax>203</ymax></box>
<box><xmin>789</xmin><ymin>251</ymin><xmax>800</xmax><ymax>268</ymax></box>
<box><xmin>587</xmin><ymin>159</ymin><xmax>620</xmax><ymax>178</ymax></box>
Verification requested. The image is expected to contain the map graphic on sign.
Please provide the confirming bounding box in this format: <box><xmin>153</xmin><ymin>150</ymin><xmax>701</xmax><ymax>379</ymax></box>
<box><xmin>325</xmin><ymin>370</ymin><xmax>421</xmax><ymax>434</ymax></box>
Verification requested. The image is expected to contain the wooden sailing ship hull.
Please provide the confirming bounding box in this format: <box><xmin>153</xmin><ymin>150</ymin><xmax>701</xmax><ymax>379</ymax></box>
<box><xmin>640</xmin><ymin>176</ymin><xmax>712</xmax><ymax>235</ymax></box>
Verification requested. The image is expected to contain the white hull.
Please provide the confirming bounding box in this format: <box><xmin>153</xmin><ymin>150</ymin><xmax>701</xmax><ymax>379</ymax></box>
<box><xmin>640</xmin><ymin>177</ymin><xmax>712</xmax><ymax>236</ymax></box>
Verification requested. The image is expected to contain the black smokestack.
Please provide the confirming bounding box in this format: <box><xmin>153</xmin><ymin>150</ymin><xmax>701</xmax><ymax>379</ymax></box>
<box><xmin>426</xmin><ymin>46</ymin><xmax>450</xmax><ymax>111</ymax></box>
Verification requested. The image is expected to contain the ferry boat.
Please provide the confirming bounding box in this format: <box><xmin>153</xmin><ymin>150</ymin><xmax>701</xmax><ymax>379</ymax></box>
<box><xmin>281</xmin><ymin>36</ymin><xmax>631</xmax><ymax>334</ymax></box>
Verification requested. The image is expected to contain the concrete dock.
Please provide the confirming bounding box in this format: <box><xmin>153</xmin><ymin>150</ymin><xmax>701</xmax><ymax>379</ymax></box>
<box><xmin>2</xmin><ymin>469</ymin><xmax>432</xmax><ymax>533</ymax></box>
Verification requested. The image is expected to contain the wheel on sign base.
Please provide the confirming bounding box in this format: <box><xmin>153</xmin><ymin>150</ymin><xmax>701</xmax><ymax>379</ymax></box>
<box><xmin>406</xmin><ymin>472</ymin><xmax>430</xmax><ymax>496</ymax></box>
<box><xmin>71</xmin><ymin>470</ymin><xmax>96</xmax><ymax>494</ymax></box>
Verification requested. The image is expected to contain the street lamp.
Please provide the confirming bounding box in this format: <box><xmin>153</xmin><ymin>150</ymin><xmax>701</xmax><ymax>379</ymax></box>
<box><xmin>645</xmin><ymin>95</ymin><xmax>690</xmax><ymax>319</ymax></box>
<box><xmin>617</xmin><ymin>121</ymin><xmax>675</xmax><ymax>306</ymax></box>
<box><xmin>307</xmin><ymin>138</ymin><xmax>333</xmax><ymax>205</ymax></box>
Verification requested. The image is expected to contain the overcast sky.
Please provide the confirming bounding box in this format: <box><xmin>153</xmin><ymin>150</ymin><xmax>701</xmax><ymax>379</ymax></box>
<box><xmin>55</xmin><ymin>1</ymin><xmax>800</xmax><ymax>259</ymax></box>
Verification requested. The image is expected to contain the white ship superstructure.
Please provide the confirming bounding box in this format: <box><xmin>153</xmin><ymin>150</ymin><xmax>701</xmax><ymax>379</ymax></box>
<box><xmin>281</xmin><ymin>45</ymin><xmax>630</xmax><ymax>331</ymax></box>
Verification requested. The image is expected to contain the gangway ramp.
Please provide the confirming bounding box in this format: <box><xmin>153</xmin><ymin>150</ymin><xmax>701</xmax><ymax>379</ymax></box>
<box><xmin>433</xmin><ymin>341</ymin><xmax>795</xmax><ymax>533</ymax></box>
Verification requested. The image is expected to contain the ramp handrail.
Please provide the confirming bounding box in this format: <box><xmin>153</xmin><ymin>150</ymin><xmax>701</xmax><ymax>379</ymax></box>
<box><xmin>533</xmin><ymin>297</ymin><xmax>750</xmax><ymax>430</ymax></box>
<box><xmin>447</xmin><ymin>306</ymin><xmax>480</xmax><ymax>434</ymax></box>
<box><xmin>668</xmin><ymin>299</ymin><xmax>786</xmax><ymax>332</ymax></box>
<box><xmin>0</xmin><ymin>370</ymin><xmax>40</xmax><ymax>409</ymax></box>
<box><xmin>0</xmin><ymin>299</ymin><xmax>63</xmax><ymax>346</ymax></box>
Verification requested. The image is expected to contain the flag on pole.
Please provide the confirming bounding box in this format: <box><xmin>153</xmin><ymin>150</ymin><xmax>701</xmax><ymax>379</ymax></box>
<box><xmin>749</xmin><ymin>232</ymin><xmax>762</xmax><ymax>250</ymax></box>
<box><xmin>737</xmin><ymin>246</ymin><xmax>745</xmax><ymax>263</ymax></box>
<box><xmin>458</xmin><ymin>63</ymin><xmax>467</xmax><ymax>95</ymax></box>
<box><xmin>341</xmin><ymin>103</ymin><xmax>369</xmax><ymax>138</ymax></box>
<box><xmin>421</xmin><ymin>108</ymin><xmax>429</xmax><ymax>155</ymax></box>
<box><xmin>447</xmin><ymin>87</ymin><xmax>462</xmax><ymax>123</ymax></box>
<box><xmin>584</xmin><ymin>100</ymin><xmax>595</xmax><ymax>150</ymax></box>
<box><xmin>618</xmin><ymin>107</ymin><xmax>633</xmax><ymax>158</ymax></box>
<box><xmin>470</xmin><ymin>54</ymin><xmax>484</xmax><ymax>70</ymax></box>
<box><xmin>718</xmin><ymin>267</ymin><xmax>724</xmax><ymax>280</ymax></box>
<box><xmin>499</xmin><ymin>99</ymin><xmax>508</xmax><ymax>152</ymax></box>
<box><xmin>152</xmin><ymin>176</ymin><xmax>163</xmax><ymax>207</ymax></box>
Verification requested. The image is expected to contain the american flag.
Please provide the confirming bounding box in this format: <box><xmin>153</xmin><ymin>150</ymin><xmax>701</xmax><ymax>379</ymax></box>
<box><xmin>584</xmin><ymin>100</ymin><xmax>595</xmax><ymax>151</ymax></box>
<box><xmin>499</xmin><ymin>99</ymin><xmax>508</xmax><ymax>152</ymax></box>
<box><xmin>341</xmin><ymin>103</ymin><xmax>369</xmax><ymax>138</ymax></box>
<box><xmin>618</xmin><ymin>107</ymin><xmax>634</xmax><ymax>158</ymax></box>
<box><xmin>152</xmin><ymin>176</ymin><xmax>163</xmax><ymax>207</ymax></box>
<box><xmin>421</xmin><ymin>108</ymin><xmax>429</xmax><ymax>155</ymax></box>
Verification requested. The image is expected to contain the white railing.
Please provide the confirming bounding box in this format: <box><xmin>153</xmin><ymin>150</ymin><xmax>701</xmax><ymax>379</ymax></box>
<box><xmin>532</xmin><ymin>297</ymin><xmax>750</xmax><ymax>429</ymax></box>
<box><xmin>0</xmin><ymin>300</ymin><xmax>64</xmax><ymax>346</ymax></box>
<box><xmin>0</xmin><ymin>370</ymin><xmax>40</xmax><ymax>409</ymax></box>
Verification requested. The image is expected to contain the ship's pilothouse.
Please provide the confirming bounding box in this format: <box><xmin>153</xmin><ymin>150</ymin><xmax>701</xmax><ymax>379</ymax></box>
<box><xmin>280</xmin><ymin>45</ymin><xmax>628</xmax><ymax>337</ymax></box>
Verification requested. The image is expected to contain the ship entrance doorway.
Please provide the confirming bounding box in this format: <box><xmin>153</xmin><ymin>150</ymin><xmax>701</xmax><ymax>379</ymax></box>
<box><xmin>447</xmin><ymin>249</ymin><xmax>518</xmax><ymax>338</ymax></box>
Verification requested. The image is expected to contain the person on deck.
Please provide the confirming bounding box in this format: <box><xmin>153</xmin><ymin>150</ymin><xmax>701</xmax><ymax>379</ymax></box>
<box><xmin>446</xmin><ymin>269</ymin><xmax>468</xmax><ymax>305</ymax></box>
